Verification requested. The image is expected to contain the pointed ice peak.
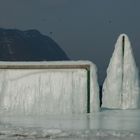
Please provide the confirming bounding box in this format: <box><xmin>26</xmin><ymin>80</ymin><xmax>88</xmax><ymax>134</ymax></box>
<box><xmin>102</xmin><ymin>34</ymin><xmax>140</xmax><ymax>109</ymax></box>
<box><xmin>118</xmin><ymin>33</ymin><xmax>130</xmax><ymax>38</ymax></box>
<box><xmin>116</xmin><ymin>33</ymin><xmax>131</xmax><ymax>49</ymax></box>
<box><xmin>118</xmin><ymin>33</ymin><xmax>128</xmax><ymax>37</ymax></box>
<box><xmin>115</xmin><ymin>34</ymin><xmax>131</xmax><ymax>50</ymax></box>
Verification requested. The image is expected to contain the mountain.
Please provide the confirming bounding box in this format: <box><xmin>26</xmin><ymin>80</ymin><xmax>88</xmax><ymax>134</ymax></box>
<box><xmin>0</xmin><ymin>28</ymin><xmax>69</xmax><ymax>61</ymax></box>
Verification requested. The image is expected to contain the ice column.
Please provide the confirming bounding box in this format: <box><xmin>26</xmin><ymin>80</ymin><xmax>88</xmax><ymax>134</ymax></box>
<box><xmin>102</xmin><ymin>34</ymin><xmax>140</xmax><ymax>109</ymax></box>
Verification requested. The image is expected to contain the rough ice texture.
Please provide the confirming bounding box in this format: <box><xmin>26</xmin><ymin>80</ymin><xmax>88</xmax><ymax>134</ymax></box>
<box><xmin>0</xmin><ymin>109</ymin><xmax>140</xmax><ymax>140</ymax></box>
<box><xmin>102</xmin><ymin>34</ymin><xmax>140</xmax><ymax>109</ymax></box>
<box><xmin>0</xmin><ymin>61</ymin><xmax>100</xmax><ymax>115</ymax></box>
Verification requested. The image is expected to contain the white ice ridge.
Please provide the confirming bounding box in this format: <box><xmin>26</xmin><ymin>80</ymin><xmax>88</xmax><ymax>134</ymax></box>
<box><xmin>0</xmin><ymin>61</ymin><xmax>100</xmax><ymax>115</ymax></box>
<box><xmin>102</xmin><ymin>34</ymin><xmax>140</xmax><ymax>109</ymax></box>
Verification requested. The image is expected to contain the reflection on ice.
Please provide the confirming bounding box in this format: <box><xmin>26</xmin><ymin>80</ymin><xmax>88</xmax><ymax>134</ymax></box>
<box><xmin>0</xmin><ymin>109</ymin><xmax>140</xmax><ymax>140</ymax></box>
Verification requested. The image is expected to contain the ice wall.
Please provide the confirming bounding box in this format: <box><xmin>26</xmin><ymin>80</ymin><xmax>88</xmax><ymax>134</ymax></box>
<box><xmin>102</xmin><ymin>34</ymin><xmax>140</xmax><ymax>109</ymax></box>
<box><xmin>0</xmin><ymin>61</ymin><xmax>100</xmax><ymax>115</ymax></box>
<box><xmin>0</xmin><ymin>69</ymin><xmax>88</xmax><ymax>115</ymax></box>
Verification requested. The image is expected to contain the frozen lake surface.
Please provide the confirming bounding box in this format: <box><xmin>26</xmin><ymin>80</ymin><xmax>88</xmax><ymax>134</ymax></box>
<box><xmin>0</xmin><ymin>109</ymin><xmax>140</xmax><ymax>140</ymax></box>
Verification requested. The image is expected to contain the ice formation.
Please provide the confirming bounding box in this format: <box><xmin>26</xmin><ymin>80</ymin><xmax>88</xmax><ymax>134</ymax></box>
<box><xmin>0</xmin><ymin>61</ymin><xmax>100</xmax><ymax>115</ymax></box>
<box><xmin>102</xmin><ymin>34</ymin><xmax>140</xmax><ymax>109</ymax></box>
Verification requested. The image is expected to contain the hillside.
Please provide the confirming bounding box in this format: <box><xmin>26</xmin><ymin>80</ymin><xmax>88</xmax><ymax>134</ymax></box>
<box><xmin>0</xmin><ymin>28</ymin><xmax>69</xmax><ymax>61</ymax></box>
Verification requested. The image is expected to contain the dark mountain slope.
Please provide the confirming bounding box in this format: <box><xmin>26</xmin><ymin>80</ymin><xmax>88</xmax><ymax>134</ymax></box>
<box><xmin>0</xmin><ymin>28</ymin><xmax>69</xmax><ymax>61</ymax></box>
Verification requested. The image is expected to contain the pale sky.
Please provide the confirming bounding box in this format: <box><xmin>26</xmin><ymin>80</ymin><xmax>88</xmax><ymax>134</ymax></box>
<box><xmin>0</xmin><ymin>0</ymin><xmax>140</xmax><ymax>83</ymax></box>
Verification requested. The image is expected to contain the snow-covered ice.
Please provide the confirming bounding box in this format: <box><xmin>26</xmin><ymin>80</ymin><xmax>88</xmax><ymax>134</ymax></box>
<box><xmin>102</xmin><ymin>34</ymin><xmax>140</xmax><ymax>109</ymax></box>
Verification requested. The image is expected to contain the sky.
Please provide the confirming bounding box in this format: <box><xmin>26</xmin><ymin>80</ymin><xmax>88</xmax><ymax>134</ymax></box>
<box><xmin>0</xmin><ymin>0</ymin><xmax>140</xmax><ymax>84</ymax></box>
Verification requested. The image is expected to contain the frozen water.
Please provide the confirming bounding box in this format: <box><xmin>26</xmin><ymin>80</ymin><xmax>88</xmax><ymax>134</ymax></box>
<box><xmin>102</xmin><ymin>34</ymin><xmax>140</xmax><ymax>109</ymax></box>
<box><xmin>0</xmin><ymin>60</ymin><xmax>139</xmax><ymax>139</ymax></box>
<box><xmin>0</xmin><ymin>69</ymin><xmax>88</xmax><ymax>115</ymax></box>
<box><xmin>0</xmin><ymin>61</ymin><xmax>100</xmax><ymax>139</ymax></box>
<box><xmin>0</xmin><ymin>109</ymin><xmax>140</xmax><ymax>140</ymax></box>
<box><xmin>0</xmin><ymin>61</ymin><xmax>100</xmax><ymax>115</ymax></box>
